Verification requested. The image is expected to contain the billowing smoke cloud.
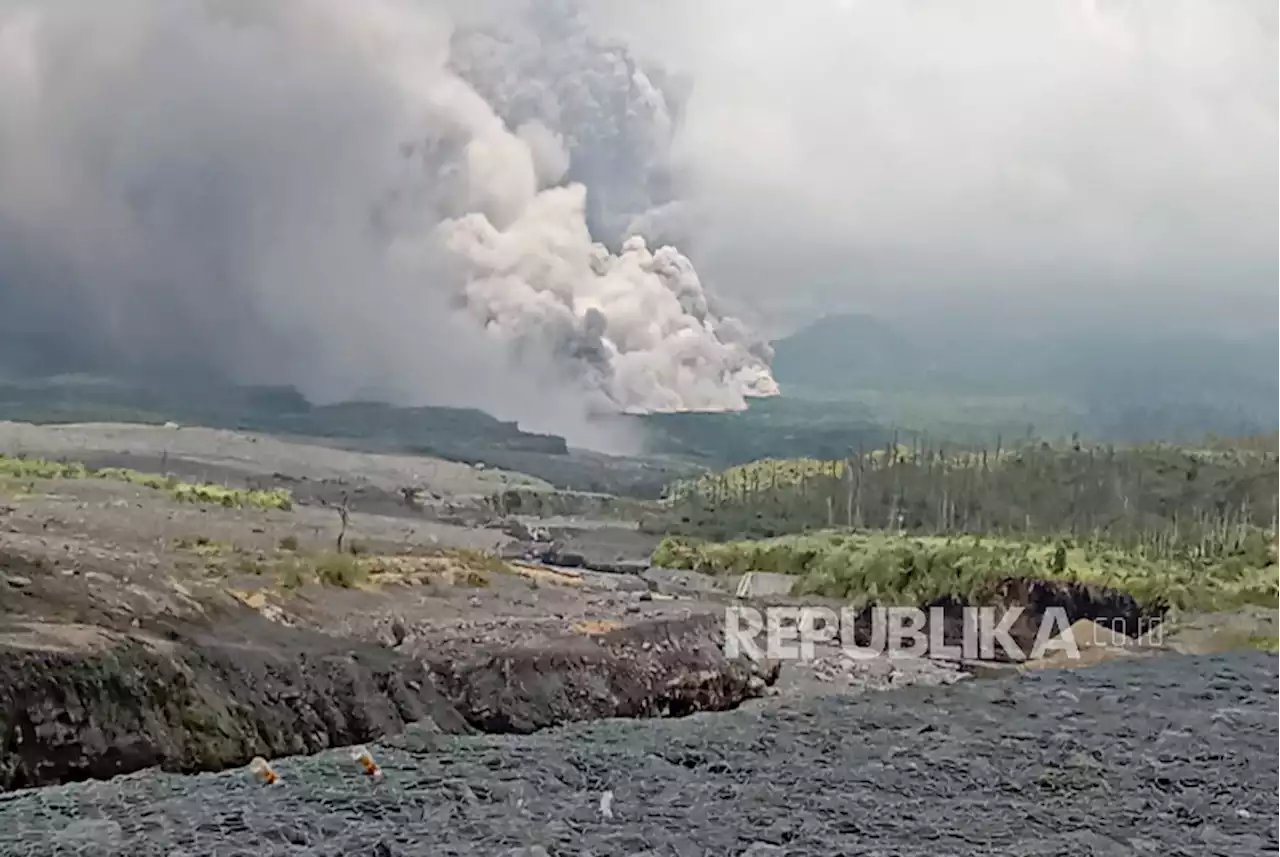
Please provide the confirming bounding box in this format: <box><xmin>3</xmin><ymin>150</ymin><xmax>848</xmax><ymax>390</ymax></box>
<box><xmin>589</xmin><ymin>0</ymin><xmax>1278</xmax><ymax>336</ymax></box>
<box><xmin>447</xmin><ymin>1</ymin><xmax>687</xmax><ymax>246</ymax></box>
<box><xmin>0</xmin><ymin>0</ymin><xmax>776</xmax><ymax>449</ymax></box>
<box><xmin>2</xmin><ymin>0</ymin><xmax>1270</xmax><ymax>451</ymax></box>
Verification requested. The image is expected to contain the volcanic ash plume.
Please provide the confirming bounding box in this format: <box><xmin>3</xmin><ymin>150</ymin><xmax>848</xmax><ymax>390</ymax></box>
<box><xmin>440</xmin><ymin>185</ymin><xmax>779</xmax><ymax>413</ymax></box>
<box><xmin>0</xmin><ymin>0</ymin><xmax>776</xmax><ymax>431</ymax></box>
<box><xmin>447</xmin><ymin>4</ymin><xmax>686</xmax><ymax>248</ymax></box>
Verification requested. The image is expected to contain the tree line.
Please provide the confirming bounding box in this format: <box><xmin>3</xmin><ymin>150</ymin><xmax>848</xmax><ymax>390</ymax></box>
<box><xmin>651</xmin><ymin>436</ymin><xmax>1279</xmax><ymax>563</ymax></box>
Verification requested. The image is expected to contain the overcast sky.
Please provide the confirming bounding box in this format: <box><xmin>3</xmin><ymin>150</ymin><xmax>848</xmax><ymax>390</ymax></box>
<box><xmin>0</xmin><ymin>0</ymin><xmax>1273</xmax><ymax>446</ymax></box>
<box><xmin>592</xmin><ymin>0</ymin><xmax>1278</xmax><ymax>337</ymax></box>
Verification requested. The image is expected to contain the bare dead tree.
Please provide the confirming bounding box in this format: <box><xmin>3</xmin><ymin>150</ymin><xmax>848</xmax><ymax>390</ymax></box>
<box><xmin>328</xmin><ymin>492</ymin><xmax>350</xmax><ymax>553</ymax></box>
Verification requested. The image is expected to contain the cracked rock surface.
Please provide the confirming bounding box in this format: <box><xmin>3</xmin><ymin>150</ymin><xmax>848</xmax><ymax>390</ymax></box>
<box><xmin>0</xmin><ymin>651</ymin><xmax>1274</xmax><ymax>856</ymax></box>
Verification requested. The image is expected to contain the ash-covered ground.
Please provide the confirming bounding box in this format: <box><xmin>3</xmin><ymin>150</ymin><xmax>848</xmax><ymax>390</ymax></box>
<box><xmin>1</xmin><ymin>422</ymin><xmax>1276</xmax><ymax>856</ymax></box>
<box><xmin>1</xmin><ymin>651</ymin><xmax>1275</xmax><ymax>857</ymax></box>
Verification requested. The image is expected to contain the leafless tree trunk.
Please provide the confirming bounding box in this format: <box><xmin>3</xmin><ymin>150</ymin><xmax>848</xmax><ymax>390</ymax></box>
<box><xmin>334</xmin><ymin>493</ymin><xmax>350</xmax><ymax>553</ymax></box>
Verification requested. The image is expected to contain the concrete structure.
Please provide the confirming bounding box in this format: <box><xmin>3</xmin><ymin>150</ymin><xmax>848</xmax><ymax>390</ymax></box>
<box><xmin>734</xmin><ymin>571</ymin><xmax>797</xmax><ymax>599</ymax></box>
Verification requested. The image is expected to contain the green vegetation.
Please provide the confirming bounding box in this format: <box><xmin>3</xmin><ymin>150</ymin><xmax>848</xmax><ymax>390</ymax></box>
<box><xmin>277</xmin><ymin>558</ymin><xmax>311</xmax><ymax>590</ymax></box>
<box><xmin>667</xmin><ymin>449</ymin><xmax>912</xmax><ymax>500</ymax></box>
<box><xmin>655</xmin><ymin>440</ymin><xmax>1278</xmax><ymax>557</ymax></box>
<box><xmin>314</xmin><ymin>552</ymin><xmax>367</xmax><ymax>588</ymax></box>
<box><xmin>244</xmin><ymin>547</ymin><xmax>507</xmax><ymax>590</ymax></box>
<box><xmin>653</xmin><ymin>434</ymin><xmax>1278</xmax><ymax>620</ymax></box>
<box><xmin>446</xmin><ymin>547</ymin><xmax>510</xmax><ymax>575</ymax></box>
<box><xmin>653</xmin><ymin>530</ymin><xmax>1278</xmax><ymax>614</ymax></box>
<box><xmin>0</xmin><ymin>453</ymin><xmax>293</xmax><ymax>510</ymax></box>
<box><xmin>170</xmin><ymin>482</ymin><xmax>292</xmax><ymax>510</ymax></box>
<box><xmin>171</xmin><ymin>535</ymin><xmax>235</xmax><ymax>558</ymax></box>
<box><xmin>1243</xmin><ymin>633</ymin><xmax>1279</xmax><ymax>653</ymax></box>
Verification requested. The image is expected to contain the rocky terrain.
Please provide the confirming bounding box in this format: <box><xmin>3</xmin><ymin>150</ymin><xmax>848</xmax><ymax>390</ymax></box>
<box><xmin>0</xmin><ymin>652</ymin><xmax>1274</xmax><ymax>856</ymax></box>
<box><xmin>1</xmin><ymin>420</ymin><xmax>1276</xmax><ymax>855</ymax></box>
<box><xmin>0</xmin><ymin>422</ymin><xmax>783</xmax><ymax>786</ymax></box>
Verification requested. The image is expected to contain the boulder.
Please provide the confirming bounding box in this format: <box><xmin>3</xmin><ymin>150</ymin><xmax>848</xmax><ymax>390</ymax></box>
<box><xmin>427</xmin><ymin>615</ymin><xmax>778</xmax><ymax>733</ymax></box>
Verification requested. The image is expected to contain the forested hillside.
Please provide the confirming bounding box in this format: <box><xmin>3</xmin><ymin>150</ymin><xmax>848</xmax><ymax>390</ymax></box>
<box><xmin>653</xmin><ymin>437</ymin><xmax>1279</xmax><ymax>561</ymax></box>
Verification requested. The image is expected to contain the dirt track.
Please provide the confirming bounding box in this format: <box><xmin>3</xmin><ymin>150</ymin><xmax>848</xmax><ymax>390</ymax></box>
<box><xmin>0</xmin><ymin>651</ymin><xmax>1274</xmax><ymax>856</ymax></box>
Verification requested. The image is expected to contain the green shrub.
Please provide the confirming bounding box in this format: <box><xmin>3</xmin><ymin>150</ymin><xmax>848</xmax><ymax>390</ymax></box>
<box><xmin>446</xmin><ymin>547</ymin><xmax>509</xmax><ymax>574</ymax></box>
<box><xmin>0</xmin><ymin>453</ymin><xmax>293</xmax><ymax>510</ymax></box>
<box><xmin>654</xmin><ymin>530</ymin><xmax>1279</xmax><ymax>613</ymax></box>
<box><xmin>277</xmin><ymin>559</ymin><xmax>311</xmax><ymax>590</ymax></box>
<box><xmin>314</xmin><ymin>552</ymin><xmax>366</xmax><ymax>588</ymax></box>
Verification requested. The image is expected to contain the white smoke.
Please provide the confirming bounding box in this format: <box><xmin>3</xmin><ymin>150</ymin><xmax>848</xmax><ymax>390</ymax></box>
<box><xmin>447</xmin><ymin>2</ymin><xmax>686</xmax><ymax>248</ymax></box>
<box><xmin>0</xmin><ymin>0</ymin><xmax>776</xmax><ymax>445</ymax></box>
<box><xmin>441</xmin><ymin>187</ymin><xmax>777</xmax><ymax>413</ymax></box>
<box><xmin>589</xmin><ymin>0</ymin><xmax>1277</xmax><ymax>334</ymax></box>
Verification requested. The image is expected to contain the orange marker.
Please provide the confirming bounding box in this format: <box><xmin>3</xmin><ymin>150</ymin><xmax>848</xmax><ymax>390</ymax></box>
<box><xmin>249</xmin><ymin>756</ymin><xmax>280</xmax><ymax>785</ymax></box>
<box><xmin>351</xmin><ymin>745</ymin><xmax>382</xmax><ymax>779</ymax></box>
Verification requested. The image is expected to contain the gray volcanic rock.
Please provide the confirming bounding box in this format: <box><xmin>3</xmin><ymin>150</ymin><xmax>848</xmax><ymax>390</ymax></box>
<box><xmin>0</xmin><ymin>652</ymin><xmax>1273</xmax><ymax>856</ymax></box>
<box><xmin>429</xmin><ymin>615</ymin><xmax>777</xmax><ymax>732</ymax></box>
<box><xmin>0</xmin><ymin>621</ymin><xmax>473</xmax><ymax>790</ymax></box>
<box><xmin>0</xmin><ymin>615</ymin><xmax>774</xmax><ymax>790</ymax></box>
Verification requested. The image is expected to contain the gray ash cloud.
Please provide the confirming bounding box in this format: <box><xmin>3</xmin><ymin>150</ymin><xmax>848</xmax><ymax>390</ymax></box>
<box><xmin>0</xmin><ymin>0</ymin><xmax>776</xmax><ymax>450</ymax></box>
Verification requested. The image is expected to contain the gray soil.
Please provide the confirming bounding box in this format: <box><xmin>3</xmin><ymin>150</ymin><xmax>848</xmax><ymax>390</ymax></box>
<box><xmin>0</xmin><ymin>422</ymin><xmax>773</xmax><ymax>790</ymax></box>
<box><xmin>2</xmin><ymin>420</ymin><xmax>1276</xmax><ymax>855</ymax></box>
<box><xmin>0</xmin><ymin>421</ymin><xmax>551</xmax><ymax>497</ymax></box>
<box><xmin>0</xmin><ymin>652</ymin><xmax>1274</xmax><ymax>857</ymax></box>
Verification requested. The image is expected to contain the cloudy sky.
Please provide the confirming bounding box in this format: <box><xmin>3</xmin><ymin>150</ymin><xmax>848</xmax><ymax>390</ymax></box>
<box><xmin>0</xmin><ymin>0</ymin><xmax>1273</xmax><ymax>444</ymax></box>
<box><xmin>589</xmin><ymin>0</ymin><xmax>1276</xmax><ymax>336</ymax></box>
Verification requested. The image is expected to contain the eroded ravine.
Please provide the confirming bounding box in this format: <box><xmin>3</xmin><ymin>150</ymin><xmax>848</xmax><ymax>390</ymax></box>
<box><xmin>0</xmin><ymin>651</ymin><xmax>1273</xmax><ymax>856</ymax></box>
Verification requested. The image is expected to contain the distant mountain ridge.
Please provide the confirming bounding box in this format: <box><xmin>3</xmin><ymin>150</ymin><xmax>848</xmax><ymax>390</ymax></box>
<box><xmin>771</xmin><ymin>313</ymin><xmax>1278</xmax><ymax>441</ymax></box>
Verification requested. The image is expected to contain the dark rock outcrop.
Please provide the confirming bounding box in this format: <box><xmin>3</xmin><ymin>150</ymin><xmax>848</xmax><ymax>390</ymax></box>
<box><xmin>428</xmin><ymin>615</ymin><xmax>778</xmax><ymax>733</ymax></box>
<box><xmin>0</xmin><ymin>616</ymin><xmax>774</xmax><ymax>790</ymax></box>
<box><xmin>0</xmin><ymin>622</ymin><xmax>472</xmax><ymax>791</ymax></box>
<box><xmin>917</xmin><ymin>576</ymin><xmax>1158</xmax><ymax>659</ymax></box>
<box><xmin>827</xmin><ymin>577</ymin><xmax>1157</xmax><ymax>661</ymax></box>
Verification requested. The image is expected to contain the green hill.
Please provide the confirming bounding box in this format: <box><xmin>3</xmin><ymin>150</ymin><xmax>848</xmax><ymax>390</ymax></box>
<box><xmin>769</xmin><ymin>314</ymin><xmax>1278</xmax><ymax>441</ymax></box>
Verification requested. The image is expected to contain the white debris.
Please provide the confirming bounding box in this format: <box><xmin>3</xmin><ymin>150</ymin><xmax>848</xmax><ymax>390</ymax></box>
<box><xmin>598</xmin><ymin>790</ymin><xmax>614</xmax><ymax>820</ymax></box>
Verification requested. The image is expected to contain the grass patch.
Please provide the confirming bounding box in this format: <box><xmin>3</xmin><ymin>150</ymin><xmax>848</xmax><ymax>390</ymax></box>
<box><xmin>1244</xmin><ymin>633</ymin><xmax>1279</xmax><ymax>653</ymax></box>
<box><xmin>458</xmin><ymin>569</ymin><xmax>490</xmax><ymax>587</ymax></box>
<box><xmin>653</xmin><ymin>530</ymin><xmax>1279</xmax><ymax>614</ymax></box>
<box><xmin>170</xmin><ymin>482</ymin><xmax>292</xmax><ymax>510</ymax></box>
<box><xmin>172</xmin><ymin>535</ymin><xmax>235</xmax><ymax>558</ymax></box>
<box><xmin>234</xmin><ymin>556</ymin><xmax>267</xmax><ymax>576</ymax></box>
<box><xmin>444</xmin><ymin>547</ymin><xmax>509</xmax><ymax>574</ymax></box>
<box><xmin>0</xmin><ymin>453</ymin><xmax>292</xmax><ymax>510</ymax></box>
<box><xmin>277</xmin><ymin>559</ymin><xmax>311</xmax><ymax>590</ymax></box>
<box><xmin>0</xmin><ymin>456</ymin><xmax>92</xmax><ymax>481</ymax></box>
<box><xmin>250</xmin><ymin>546</ymin><xmax>508</xmax><ymax>592</ymax></box>
<box><xmin>314</xmin><ymin>552</ymin><xmax>367</xmax><ymax>588</ymax></box>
